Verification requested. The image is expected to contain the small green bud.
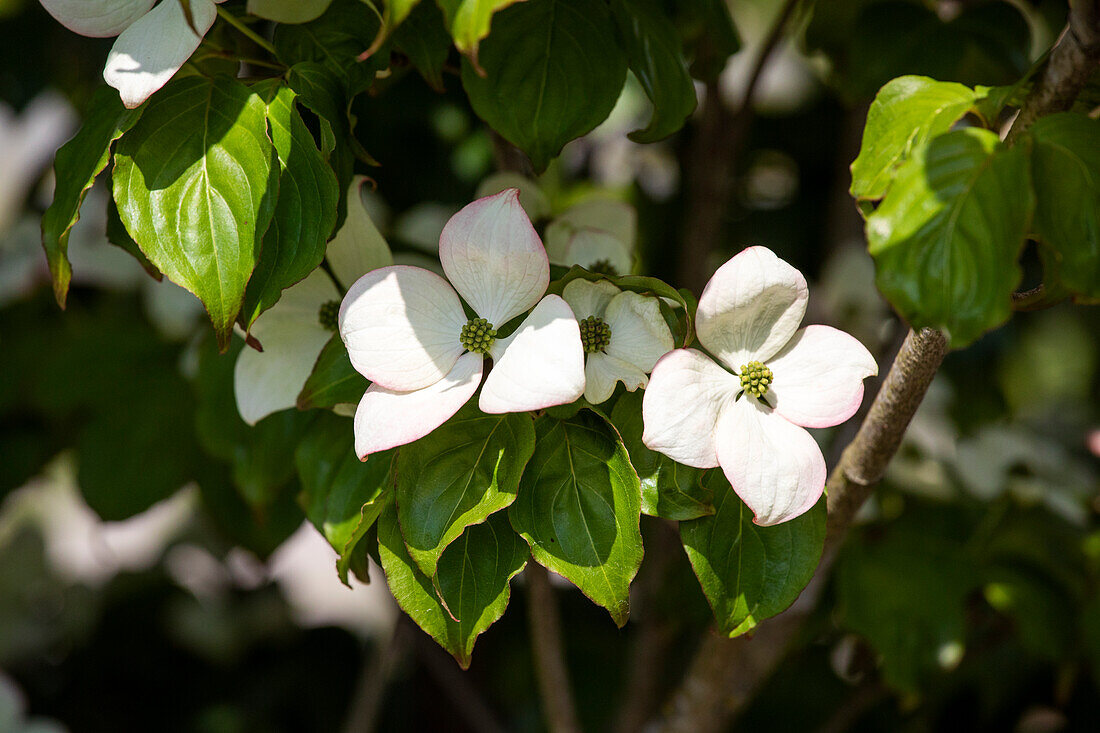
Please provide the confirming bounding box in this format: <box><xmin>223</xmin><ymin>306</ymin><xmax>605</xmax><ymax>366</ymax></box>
<box><xmin>460</xmin><ymin>317</ymin><xmax>497</xmax><ymax>354</ymax></box>
<box><xmin>589</xmin><ymin>259</ymin><xmax>619</xmax><ymax>277</ymax></box>
<box><xmin>739</xmin><ymin>360</ymin><xmax>773</xmax><ymax>399</ymax></box>
<box><xmin>579</xmin><ymin>315</ymin><xmax>612</xmax><ymax>354</ymax></box>
<box><xmin>318</xmin><ymin>300</ymin><xmax>340</xmax><ymax>331</ymax></box>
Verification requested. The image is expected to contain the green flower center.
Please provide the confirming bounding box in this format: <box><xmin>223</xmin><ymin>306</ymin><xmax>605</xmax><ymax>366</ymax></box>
<box><xmin>739</xmin><ymin>361</ymin><xmax>773</xmax><ymax>398</ymax></box>
<box><xmin>460</xmin><ymin>317</ymin><xmax>497</xmax><ymax>354</ymax></box>
<box><xmin>589</xmin><ymin>259</ymin><xmax>619</xmax><ymax>277</ymax></box>
<box><xmin>318</xmin><ymin>300</ymin><xmax>340</xmax><ymax>331</ymax></box>
<box><xmin>579</xmin><ymin>315</ymin><xmax>612</xmax><ymax>354</ymax></box>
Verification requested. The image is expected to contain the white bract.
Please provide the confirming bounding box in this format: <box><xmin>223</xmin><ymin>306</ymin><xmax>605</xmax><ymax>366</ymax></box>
<box><xmin>234</xmin><ymin>176</ymin><xmax>392</xmax><ymax>425</ymax></box>
<box><xmin>38</xmin><ymin>0</ymin><xmax>228</xmax><ymax>108</ymax></box>
<box><xmin>561</xmin><ymin>279</ymin><xmax>673</xmax><ymax>405</ymax></box>
<box><xmin>339</xmin><ymin>189</ymin><xmax>585</xmax><ymax>459</ymax></box>
<box><xmin>545</xmin><ymin>198</ymin><xmax>636</xmax><ymax>275</ymax></box>
<box><xmin>642</xmin><ymin>246</ymin><xmax>878</xmax><ymax>526</ymax></box>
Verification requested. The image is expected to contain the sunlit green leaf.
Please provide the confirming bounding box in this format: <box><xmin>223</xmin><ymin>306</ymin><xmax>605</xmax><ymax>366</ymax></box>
<box><xmin>113</xmin><ymin>76</ymin><xmax>280</xmax><ymax>350</ymax></box>
<box><xmin>397</xmin><ymin>401</ymin><xmax>535</xmax><ymax>577</ymax></box>
<box><xmin>42</xmin><ymin>86</ymin><xmax>143</xmax><ymax>308</ymax></box>
<box><xmin>509</xmin><ymin>409</ymin><xmax>642</xmax><ymax>626</ymax></box>
<box><xmin>866</xmin><ymin>127</ymin><xmax>1032</xmax><ymax>347</ymax></box>
<box><xmin>378</xmin><ymin>505</ymin><xmax>526</xmax><ymax>667</ymax></box>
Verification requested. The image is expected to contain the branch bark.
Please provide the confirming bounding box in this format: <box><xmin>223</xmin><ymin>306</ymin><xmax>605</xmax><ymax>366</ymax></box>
<box><xmin>525</xmin><ymin>563</ymin><xmax>582</xmax><ymax>733</ymax></box>
<box><xmin>675</xmin><ymin>0</ymin><xmax>801</xmax><ymax>294</ymax></box>
<box><xmin>649</xmin><ymin>5</ymin><xmax>1100</xmax><ymax>731</ymax></box>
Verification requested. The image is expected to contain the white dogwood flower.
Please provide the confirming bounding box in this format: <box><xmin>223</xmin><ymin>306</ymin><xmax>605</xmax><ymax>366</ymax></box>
<box><xmin>339</xmin><ymin>189</ymin><xmax>585</xmax><ymax>459</ymax></box>
<box><xmin>38</xmin><ymin>0</ymin><xmax>228</xmax><ymax>108</ymax></box>
<box><xmin>642</xmin><ymin>246</ymin><xmax>878</xmax><ymax>526</ymax></box>
<box><xmin>234</xmin><ymin>176</ymin><xmax>392</xmax><ymax>425</ymax></box>
<box><xmin>561</xmin><ymin>279</ymin><xmax>673</xmax><ymax>405</ymax></box>
<box><xmin>545</xmin><ymin>198</ymin><xmax>636</xmax><ymax>275</ymax></box>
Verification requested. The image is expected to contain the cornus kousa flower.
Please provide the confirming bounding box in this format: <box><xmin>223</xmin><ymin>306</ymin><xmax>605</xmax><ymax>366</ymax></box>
<box><xmin>642</xmin><ymin>246</ymin><xmax>878</xmax><ymax>526</ymax></box>
<box><xmin>339</xmin><ymin>189</ymin><xmax>585</xmax><ymax>459</ymax></box>
<box><xmin>235</xmin><ymin>177</ymin><xmax>392</xmax><ymax>425</ymax></box>
<box><xmin>561</xmin><ymin>279</ymin><xmax>673</xmax><ymax>405</ymax></box>
<box><xmin>38</xmin><ymin>0</ymin><xmax>228</xmax><ymax>108</ymax></box>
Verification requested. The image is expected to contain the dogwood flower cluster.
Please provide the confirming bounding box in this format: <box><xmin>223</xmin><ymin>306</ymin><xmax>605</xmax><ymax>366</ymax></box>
<box><xmin>38</xmin><ymin>0</ymin><xmax>227</xmax><ymax>108</ymax></box>
<box><xmin>339</xmin><ymin>189</ymin><xmax>588</xmax><ymax>459</ymax></box>
<box><xmin>641</xmin><ymin>247</ymin><xmax>878</xmax><ymax>526</ymax></box>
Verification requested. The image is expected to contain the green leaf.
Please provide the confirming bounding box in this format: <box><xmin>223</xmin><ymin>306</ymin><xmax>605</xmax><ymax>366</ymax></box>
<box><xmin>247</xmin><ymin>0</ymin><xmax>335</xmax><ymax>23</ymax></box>
<box><xmin>393</xmin><ymin>0</ymin><xmax>452</xmax><ymax>91</ymax></box>
<box><xmin>396</xmin><ymin>401</ymin><xmax>535</xmax><ymax>577</ymax></box>
<box><xmin>509</xmin><ymin>409</ymin><xmax>642</xmax><ymax>626</ymax></box>
<box><xmin>106</xmin><ymin>196</ymin><xmax>161</xmax><ymax>280</ymax></box>
<box><xmin>460</xmin><ymin>0</ymin><xmax>628</xmax><ymax>172</ymax></box>
<box><xmin>675</xmin><ymin>0</ymin><xmax>741</xmax><ymax>82</ymax></box>
<box><xmin>437</xmin><ymin>0</ymin><xmax>522</xmax><ymax>61</ymax></box>
<box><xmin>296</xmin><ymin>412</ymin><xmax>393</xmax><ymax>584</ymax></box>
<box><xmin>1027</xmin><ymin>113</ymin><xmax>1100</xmax><ymax>299</ymax></box>
<box><xmin>273</xmin><ymin>0</ymin><xmax>385</xmax><ymax>97</ymax></box>
<box><xmin>378</xmin><ymin>505</ymin><xmax>526</xmax><ymax>667</ymax></box>
<box><xmin>113</xmin><ymin>76</ymin><xmax>280</xmax><ymax>350</ymax></box>
<box><xmin>42</xmin><ymin>86</ymin><xmax>143</xmax><ymax>308</ymax></box>
<box><xmin>848</xmin><ymin>1</ymin><xmax>1030</xmax><ymax>99</ymax></box>
<box><xmin>609</xmin><ymin>391</ymin><xmax>712</xmax><ymax>521</ymax></box>
<box><xmin>609</xmin><ymin>0</ymin><xmax>696</xmax><ymax>143</ymax></box>
<box><xmin>242</xmin><ymin>82</ymin><xmax>340</xmax><ymax>328</ymax></box>
<box><xmin>866</xmin><ymin>128</ymin><xmax>1033</xmax><ymax>348</ymax></box>
<box><xmin>850</xmin><ymin>76</ymin><xmax>979</xmax><ymax>202</ymax></box>
<box><xmin>680</xmin><ymin>471</ymin><xmax>825</xmax><ymax>638</ymax></box>
<box><xmin>386</xmin><ymin>0</ymin><xmax>422</xmax><ymax>29</ymax></box>
<box><xmin>297</xmin><ymin>334</ymin><xmax>368</xmax><ymax>411</ymax></box>
<box><xmin>836</xmin><ymin>524</ymin><xmax>974</xmax><ymax>692</ymax></box>
<box><xmin>197</xmin><ymin>462</ymin><xmax>305</xmax><ymax>560</ymax></box>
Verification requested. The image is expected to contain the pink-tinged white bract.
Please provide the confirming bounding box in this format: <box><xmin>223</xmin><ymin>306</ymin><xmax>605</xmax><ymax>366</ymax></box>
<box><xmin>39</xmin><ymin>0</ymin><xmax>227</xmax><ymax>108</ymax></box>
<box><xmin>641</xmin><ymin>246</ymin><xmax>878</xmax><ymax>525</ymax></box>
<box><xmin>339</xmin><ymin>189</ymin><xmax>585</xmax><ymax>459</ymax></box>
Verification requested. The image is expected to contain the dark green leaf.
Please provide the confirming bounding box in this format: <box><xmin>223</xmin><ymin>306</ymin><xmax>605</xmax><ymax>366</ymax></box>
<box><xmin>460</xmin><ymin>0</ymin><xmax>628</xmax><ymax>171</ymax></box>
<box><xmin>866</xmin><ymin>127</ymin><xmax>1033</xmax><ymax>347</ymax></box>
<box><xmin>397</xmin><ymin>401</ymin><xmax>535</xmax><ymax>577</ymax></box>
<box><xmin>509</xmin><ymin>409</ymin><xmax>642</xmax><ymax>626</ymax></box>
<box><xmin>297</xmin><ymin>334</ymin><xmax>368</xmax><ymax>411</ymax></box>
<box><xmin>273</xmin><ymin>0</ymin><xmax>385</xmax><ymax>97</ymax></box>
<box><xmin>674</xmin><ymin>0</ymin><xmax>741</xmax><ymax>82</ymax></box>
<box><xmin>680</xmin><ymin>471</ymin><xmax>825</xmax><ymax>637</ymax></box>
<box><xmin>241</xmin><ymin>82</ymin><xmax>340</xmax><ymax>328</ymax></box>
<box><xmin>848</xmin><ymin>2</ymin><xmax>1030</xmax><ymax>99</ymax></box>
<box><xmin>378</xmin><ymin>505</ymin><xmax>526</xmax><ymax>667</ymax></box>
<box><xmin>42</xmin><ymin>86</ymin><xmax>143</xmax><ymax>307</ymax></box>
<box><xmin>106</xmin><ymin>196</ymin><xmax>160</xmax><ymax>280</ymax></box>
<box><xmin>609</xmin><ymin>391</ymin><xmax>712</xmax><ymax>521</ymax></box>
<box><xmin>113</xmin><ymin>76</ymin><xmax>280</xmax><ymax>350</ymax></box>
<box><xmin>1027</xmin><ymin>112</ymin><xmax>1100</xmax><ymax>299</ymax></box>
<box><xmin>610</xmin><ymin>0</ymin><xmax>696</xmax><ymax>143</ymax></box>
<box><xmin>393</xmin><ymin>0</ymin><xmax>452</xmax><ymax>91</ymax></box>
<box><xmin>197</xmin><ymin>462</ymin><xmax>304</xmax><ymax>560</ymax></box>
<box><xmin>296</xmin><ymin>412</ymin><xmax>393</xmax><ymax>584</ymax></box>
<box><xmin>836</xmin><ymin>525</ymin><xmax>974</xmax><ymax>692</ymax></box>
<box><xmin>850</xmin><ymin>76</ymin><xmax>979</xmax><ymax>202</ymax></box>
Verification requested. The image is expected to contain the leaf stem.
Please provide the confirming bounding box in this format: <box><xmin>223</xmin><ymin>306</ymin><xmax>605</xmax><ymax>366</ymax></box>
<box><xmin>525</xmin><ymin>563</ymin><xmax>581</xmax><ymax>733</ymax></box>
<box><xmin>216</xmin><ymin>6</ymin><xmax>278</xmax><ymax>56</ymax></box>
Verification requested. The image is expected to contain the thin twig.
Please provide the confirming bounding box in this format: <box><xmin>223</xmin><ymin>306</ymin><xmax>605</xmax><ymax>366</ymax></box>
<box><xmin>675</xmin><ymin>0</ymin><xmax>802</xmax><ymax>293</ymax></box>
<box><xmin>341</xmin><ymin>616</ymin><xmax>414</xmax><ymax>733</ymax></box>
<box><xmin>216</xmin><ymin>6</ymin><xmax>278</xmax><ymax>56</ymax></box>
<box><xmin>525</xmin><ymin>563</ymin><xmax>582</xmax><ymax>733</ymax></box>
<box><xmin>412</xmin><ymin>631</ymin><xmax>510</xmax><ymax>733</ymax></box>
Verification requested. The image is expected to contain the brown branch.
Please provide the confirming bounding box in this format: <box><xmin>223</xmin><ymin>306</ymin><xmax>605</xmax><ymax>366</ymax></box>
<box><xmin>652</xmin><ymin>328</ymin><xmax>947</xmax><ymax>733</ymax></box>
<box><xmin>1006</xmin><ymin>0</ymin><xmax>1100</xmax><ymax>143</ymax></box>
<box><xmin>675</xmin><ymin>0</ymin><xmax>802</xmax><ymax>294</ymax></box>
<box><xmin>525</xmin><ymin>563</ymin><xmax>582</xmax><ymax>733</ymax></box>
<box><xmin>649</xmin><ymin>6</ymin><xmax>1100</xmax><ymax>731</ymax></box>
